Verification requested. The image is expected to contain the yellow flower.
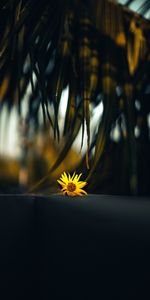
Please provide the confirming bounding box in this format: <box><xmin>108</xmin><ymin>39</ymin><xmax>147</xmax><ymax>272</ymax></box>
<box><xmin>57</xmin><ymin>172</ymin><xmax>88</xmax><ymax>196</ymax></box>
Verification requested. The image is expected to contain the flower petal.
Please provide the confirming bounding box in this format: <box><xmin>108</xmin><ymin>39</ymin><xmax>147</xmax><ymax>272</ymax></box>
<box><xmin>66</xmin><ymin>191</ymin><xmax>76</xmax><ymax>196</ymax></box>
<box><xmin>73</xmin><ymin>174</ymin><xmax>79</xmax><ymax>182</ymax></box>
<box><xmin>61</xmin><ymin>187</ymin><xmax>67</xmax><ymax>191</ymax></box>
<box><xmin>77</xmin><ymin>181</ymin><xmax>87</xmax><ymax>188</ymax></box>
<box><xmin>71</xmin><ymin>172</ymin><xmax>76</xmax><ymax>180</ymax></box>
<box><xmin>60</xmin><ymin>172</ymin><xmax>68</xmax><ymax>182</ymax></box>
<box><xmin>76</xmin><ymin>188</ymin><xmax>87</xmax><ymax>195</ymax></box>
<box><xmin>57</xmin><ymin>179</ymin><xmax>66</xmax><ymax>187</ymax></box>
<box><xmin>77</xmin><ymin>173</ymin><xmax>82</xmax><ymax>181</ymax></box>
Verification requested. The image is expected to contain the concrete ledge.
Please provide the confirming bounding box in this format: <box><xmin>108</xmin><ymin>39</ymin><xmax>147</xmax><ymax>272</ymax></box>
<box><xmin>0</xmin><ymin>194</ymin><xmax>150</xmax><ymax>299</ymax></box>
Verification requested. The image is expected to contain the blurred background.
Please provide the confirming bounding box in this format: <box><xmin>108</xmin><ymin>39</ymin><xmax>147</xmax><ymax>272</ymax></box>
<box><xmin>0</xmin><ymin>0</ymin><xmax>150</xmax><ymax>196</ymax></box>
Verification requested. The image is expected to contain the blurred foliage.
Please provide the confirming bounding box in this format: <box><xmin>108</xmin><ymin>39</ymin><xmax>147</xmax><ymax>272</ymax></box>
<box><xmin>0</xmin><ymin>0</ymin><xmax>150</xmax><ymax>195</ymax></box>
<box><xmin>0</xmin><ymin>127</ymin><xmax>81</xmax><ymax>193</ymax></box>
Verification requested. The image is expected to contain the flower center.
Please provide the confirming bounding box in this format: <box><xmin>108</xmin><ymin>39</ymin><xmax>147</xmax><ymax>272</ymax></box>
<box><xmin>67</xmin><ymin>182</ymin><xmax>76</xmax><ymax>192</ymax></box>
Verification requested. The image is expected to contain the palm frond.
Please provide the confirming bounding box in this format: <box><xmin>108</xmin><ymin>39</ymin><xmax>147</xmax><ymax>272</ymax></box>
<box><xmin>0</xmin><ymin>0</ymin><xmax>150</xmax><ymax>194</ymax></box>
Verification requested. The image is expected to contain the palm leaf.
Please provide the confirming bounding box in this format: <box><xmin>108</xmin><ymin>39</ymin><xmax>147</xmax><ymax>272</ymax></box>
<box><xmin>28</xmin><ymin>101</ymin><xmax>83</xmax><ymax>192</ymax></box>
<box><xmin>0</xmin><ymin>0</ymin><xmax>150</xmax><ymax>194</ymax></box>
